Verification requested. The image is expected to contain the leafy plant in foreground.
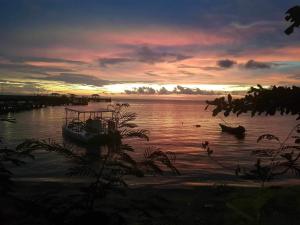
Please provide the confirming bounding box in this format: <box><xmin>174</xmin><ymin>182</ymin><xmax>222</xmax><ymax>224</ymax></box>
<box><xmin>14</xmin><ymin>103</ymin><xmax>179</xmax><ymax>224</ymax></box>
<box><xmin>0</xmin><ymin>118</ymin><xmax>33</xmax><ymax>195</ymax></box>
<box><xmin>202</xmin><ymin>84</ymin><xmax>300</xmax><ymax>224</ymax></box>
<box><xmin>202</xmin><ymin>124</ymin><xmax>300</xmax><ymax>187</ymax></box>
<box><xmin>202</xmin><ymin>126</ymin><xmax>300</xmax><ymax>225</ymax></box>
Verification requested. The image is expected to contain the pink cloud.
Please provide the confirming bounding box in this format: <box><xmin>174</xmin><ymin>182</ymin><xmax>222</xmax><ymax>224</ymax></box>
<box><xmin>228</xmin><ymin>46</ymin><xmax>300</xmax><ymax>62</ymax></box>
<box><xmin>85</xmin><ymin>27</ymin><xmax>237</xmax><ymax>47</ymax></box>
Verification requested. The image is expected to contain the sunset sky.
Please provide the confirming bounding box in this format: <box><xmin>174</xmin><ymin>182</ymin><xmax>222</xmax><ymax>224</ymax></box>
<box><xmin>1</xmin><ymin>0</ymin><xmax>300</xmax><ymax>95</ymax></box>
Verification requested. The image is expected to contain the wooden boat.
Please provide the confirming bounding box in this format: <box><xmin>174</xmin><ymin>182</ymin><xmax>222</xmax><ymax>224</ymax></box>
<box><xmin>219</xmin><ymin>123</ymin><xmax>245</xmax><ymax>137</ymax></box>
<box><xmin>62</xmin><ymin>107</ymin><xmax>119</xmax><ymax>144</ymax></box>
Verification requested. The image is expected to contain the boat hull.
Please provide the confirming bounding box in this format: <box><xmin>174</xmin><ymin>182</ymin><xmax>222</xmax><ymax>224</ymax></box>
<box><xmin>62</xmin><ymin>125</ymin><xmax>119</xmax><ymax>144</ymax></box>
<box><xmin>219</xmin><ymin>123</ymin><xmax>246</xmax><ymax>138</ymax></box>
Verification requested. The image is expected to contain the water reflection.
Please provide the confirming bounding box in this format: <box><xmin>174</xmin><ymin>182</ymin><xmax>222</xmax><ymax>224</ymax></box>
<box><xmin>1</xmin><ymin>99</ymin><xmax>299</xmax><ymax>185</ymax></box>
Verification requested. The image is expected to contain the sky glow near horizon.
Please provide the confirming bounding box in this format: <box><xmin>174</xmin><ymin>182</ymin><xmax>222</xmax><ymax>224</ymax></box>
<box><xmin>1</xmin><ymin>0</ymin><xmax>300</xmax><ymax>95</ymax></box>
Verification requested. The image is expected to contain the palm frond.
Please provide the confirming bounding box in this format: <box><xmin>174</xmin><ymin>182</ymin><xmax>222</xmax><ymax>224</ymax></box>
<box><xmin>139</xmin><ymin>160</ymin><xmax>164</xmax><ymax>175</ymax></box>
<box><xmin>16</xmin><ymin>139</ymin><xmax>78</xmax><ymax>159</ymax></box>
<box><xmin>120</xmin><ymin>144</ymin><xmax>135</xmax><ymax>152</ymax></box>
<box><xmin>118</xmin><ymin>152</ymin><xmax>137</xmax><ymax>167</ymax></box>
<box><xmin>121</xmin><ymin>129</ymin><xmax>149</xmax><ymax>141</ymax></box>
<box><xmin>143</xmin><ymin>147</ymin><xmax>180</xmax><ymax>175</ymax></box>
<box><xmin>119</xmin><ymin>123</ymin><xmax>138</xmax><ymax>129</ymax></box>
<box><xmin>119</xmin><ymin>112</ymin><xmax>137</xmax><ymax>122</ymax></box>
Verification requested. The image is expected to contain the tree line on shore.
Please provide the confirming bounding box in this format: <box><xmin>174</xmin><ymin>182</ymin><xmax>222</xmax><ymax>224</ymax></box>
<box><xmin>124</xmin><ymin>85</ymin><xmax>246</xmax><ymax>95</ymax></box>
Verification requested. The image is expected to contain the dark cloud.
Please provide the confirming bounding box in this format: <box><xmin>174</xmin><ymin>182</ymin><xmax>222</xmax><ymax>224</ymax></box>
<box><xmin>217</xmin><ymin>59</ymin><xmax>237</xmax><ymax>68</ymax></box>
<box><xmin>99</xmin><ymin>46</ymin><xmax>191</xmax><ymax>68</ymax></box>
<box><xmin>38</xmin><ymin>73</ymin><xmax>111</xmax><ymax>86</ymax></box>
<box><xmin>0</xmin><ymin>62</ymin><xmax>72</xmax><ymax>75</ymax></box>
<box><xmin>178</xmin><ymin>70</ymin><xmax>197</xmax><ymax>77</ymax></box>
<box><xmin>33</xmin><ymin>73</ymin><xmax>155</xmax><ymax>87</ymax></box>
<box><xmin>178</xmin><ymin>70</ymin><xmax>215</xmax><ymax>79</ymax></box>
<box><xmin>198</xmin><ymin>65</ymin><xmax>233</xmax><ymax>71</ymax></box>
<box><xmin>0</xmin><ymin>56</ymin><xmax>83</xmax><ymax>77</ymax></box>
<box><xmin>145</xmin><ymin>71</ymin><xmax>161</xmax><ymax>77</ymax></box>
<box><xmin>177</xmin><ymin>64</ymin><xmax>203</xmax><ymax>69</ymax></box>
<box><xmin>178</xmin><ymin>63</ymin><xmax>224</xmax><ymax>71</ymax></box>
<box><xmin>136</xmin><ymin>46</ymin><xmax>191</xmax><ymax>64</ymax></box>
<box><xmin>99</xmin><ymin>57</ymin><xmax>132</xmax><ymax>68</ymax></box>
<box><xmin>200</xmin><ymin>66</ymin><xmax>224</xmax><ymax>71</ymax></box>
<box><xmin>7</xmin><ymin>56</ymin><xmax>86</xmax><ymax>65</ymax></box>
<box><xmin>244</xmin><ymin>60</ymin><xmax>272</xmax><ymax>69</ymax></box>
<box><xmin>178</xmin><ymin>59</ymin><xmax>236</xmax><ymax>72</ymax></box>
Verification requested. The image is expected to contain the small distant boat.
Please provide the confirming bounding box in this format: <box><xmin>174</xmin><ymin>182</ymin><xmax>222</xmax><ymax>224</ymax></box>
<box><xmin>62</xmin><ymin>107</ymin><xmax>119</xmax><ymax>144</ymax></box>
<box><xmin>219</xmin><ymin>123</ymin><xmax>245</xmax><ymax>137</ymax></box>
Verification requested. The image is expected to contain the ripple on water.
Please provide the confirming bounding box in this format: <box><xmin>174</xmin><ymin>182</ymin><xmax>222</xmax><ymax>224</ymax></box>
<box><xmin>1</xmin><ymin>99</ymin><xmax>298</xmax><ymax>186</ymax></box>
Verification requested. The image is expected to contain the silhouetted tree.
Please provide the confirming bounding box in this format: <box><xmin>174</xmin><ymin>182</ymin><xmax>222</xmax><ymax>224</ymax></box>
<box><xmin>285</xmin><ymin>6</ymin><xmax>300</xmax><ymax>35</ymax></box>
<box><xmin>206</xmin><ymin>85</ymin><xmax>300</xmax><ymax>120</ymax></box>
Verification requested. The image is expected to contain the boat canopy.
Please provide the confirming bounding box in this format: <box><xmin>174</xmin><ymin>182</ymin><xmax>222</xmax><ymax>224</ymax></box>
<box><xmin>64</xmin><ymin>107</ymin><xmax>115</xmax><ymax>125</ymax></box>
<box><xmin>63</xmin><ymin>107</ymin><xmax>118</xmax><ymax>141</ymax></box>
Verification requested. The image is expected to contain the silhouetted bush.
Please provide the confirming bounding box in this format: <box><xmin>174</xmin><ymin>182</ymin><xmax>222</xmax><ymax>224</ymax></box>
<box><xmin>2</xmin><ymin>103</ymin><xmax>179</xmax><ymax>225</ymax></box>
<box><xmin>206</xmin><ymin>85</ymin><xmax>300</xmax><ymax>119</ymax></box>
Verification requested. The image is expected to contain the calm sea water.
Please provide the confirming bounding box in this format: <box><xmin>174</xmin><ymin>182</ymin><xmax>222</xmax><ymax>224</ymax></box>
<box><xmin>1</xmin><ymin>97</ymin><xmax>299</xmax><ymax>187</ymax></box>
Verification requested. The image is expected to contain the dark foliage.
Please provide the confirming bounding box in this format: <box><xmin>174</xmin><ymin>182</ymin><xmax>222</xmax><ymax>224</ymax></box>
<box><xmin>201</xmin><ymin>13</ymin><xmax>300</xmax><ymax>223</ymax></box>
<box><xmin>204</xmin><ymin>8</ymin><xmax>300</xmax><ymax>186</ymax></box>
<box><xmin>16</xmin><ymin>139</ymin><xmax>179</xmax><ymax>224</ymax></box>
<box><xmin>202</xmin><ymin>124</ymin><xmax>300</xmax><ymax>187</ymax></box>
<box><xmin>109</xmin><ymin>103</ymin><xmax>150</xmax><ymax>141</ymax></box>
<box><xmin>206</xmin><ymin>85</ymin><xmax>300</xmax><ymax>120</ymax></box>
<box><xmin>285</xmin><ymin>5</ymin><xmax>300</xmax><ymax>35</ymax></box>
<box><xmin>7</xmin><ymin>103</ymin><xmax>179</xmax><ymax>225</ymax></box>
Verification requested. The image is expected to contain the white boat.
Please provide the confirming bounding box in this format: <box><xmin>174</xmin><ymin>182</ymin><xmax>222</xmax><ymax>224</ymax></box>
<box><xmin>62</xmin><ymin>107</ymin><xmax>118</xmax><ymax>144</ymax></box>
